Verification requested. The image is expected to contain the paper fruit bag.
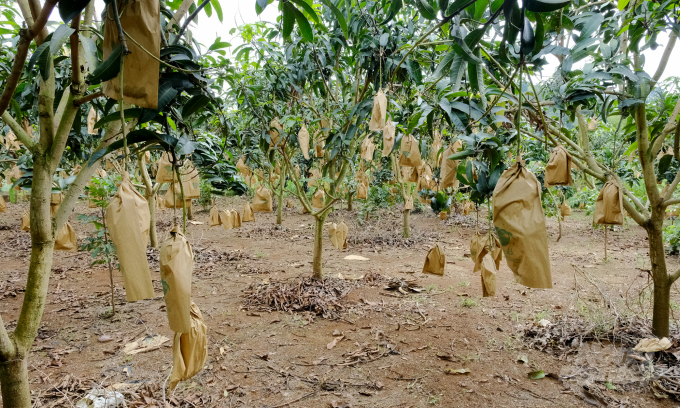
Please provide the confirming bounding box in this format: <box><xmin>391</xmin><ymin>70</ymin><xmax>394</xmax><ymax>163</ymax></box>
<box><xmin>182</xmin><ymin>166</ymin><xmax>200</xmax><ymax>199</ymax></box>
<box><xmin>492</xmin><ymin>162</ymin><xmax>552</xmax><ymax>289</ymax></box>
<box><xmin>361</xmin><ymin>137</ymin><xmax>375</xmax><ymax>161</ymax></box>
<box><xmin>253</xmin><ymin>187</ymin><xmax>273</xmax><ymax>212</ymax></box>
<box><xmin>382</xmin><ymin>120</ymin><xmax>395</xmax><ymax>157</ymax></box>
<box><xmin>20</xmin><ymin>212</ymin><xmax>30</xmax><ymax>231</ymax></box>
<box><xmin>106</xmin><ymin>172</ymin><xmax>154</xmax><ymax>301</ymax></box>
<box><xmin>231</xmin><ymin>210</ymin><xmax>242</xmax><ymax>228</ymax></box>
<box><xmin>356</xmin><ymin>182</ymin><xmax>368</xmax><ymax>200</ymax></box>
<box><xmin>329</xmin><ymin>222</ymin><xmax>348</xmax><ymax>250</ymax></box>
<box><xmin>439</xmin><ymin>141</ymin><xmax>462</xmax><ymax>189</ymax></box>
<box><xmin>369</xmin><ymin>89</ymin><xmax>387</xmax><ymax>131</ymax></box>
<box><xmin>481</xmin><ymin>254</ymin><xmax>497</xmax><ymax>297</ymax></box>
<box><xmin>54</xmin><ymin>222</ymin><xmax>77</xmax><ymax>251</ymax></box>
<box><xmin>544</xmin><ymin>146</ymin><xmax>573</xmax><ymax>187</ymax></box>
<box><xmin>209</xmin><ymin>207</ymin><xmax>221</xmax><ymax>227</ymax></box>
<box><xmin>312</xmin><ymin>190</ymin><xmax>325</xmax><ymax>208</ymax></box>
<box><xmin>398</xmin><ymin>134</ymin><xmax>422</xmax><ymax>169</ymax></box>
<box><xmin>594</xmin><ymin>180</ymin><xmax>623</xmax><ymax>225</ymax></box>
<box><xmin>169</xmin><ymin>302</ymin><xmax>208</xmax><ymax>392</ymax></box>
<box><xmin>298</xmin><ymin>125</ymin><xmax>310</xmax><ymax>160</ymax></box>
<box><xmin>221</xmin><ymin>210</ymin><xmax>234</xmax><ymax>230</ymax></box>
<box><xmin>160</xmin><ymin>228</ymin><xmax>194</xmax><ymax>333</ymax></box>
<box><xmin>155</xmin><ymin>152</ymin><xmax>175</xmax><ymax>184</ymax></box>
<box><xmin>422</xmin><ymin>245</ymin><xmax>445</xmax><ymax>275</ymax></box>
<box><xmin>243</xmin><ymin>203</ymin><xmax>255</xmax><ymax>222</ymax></box>
<box><xmin>404</xmin><ymin>196</ymin><xmax>413</xmax><ymax>210</ymax></box>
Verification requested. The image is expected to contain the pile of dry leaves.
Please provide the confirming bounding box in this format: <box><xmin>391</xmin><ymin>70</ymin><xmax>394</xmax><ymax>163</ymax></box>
<box><xmin>243</xmin><ymin>274</ymin><xmax>382</xmax><ymax>320</ymax></box>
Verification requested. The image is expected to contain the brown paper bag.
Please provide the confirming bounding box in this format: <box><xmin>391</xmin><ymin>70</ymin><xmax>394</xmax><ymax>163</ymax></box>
<box><xmin>253</xmin><ymin>187</ymin><xmax>273</xmax><ymax>212</ymax></box>
<box><xmin>236</xmin><ymin>157</ymin><xmax>251</xmax><ymax>176</ymax></box>
<box><xmin>308</xmin><ymin>168</ymin><xmax>321</xmax><ymax>188</ymax></box>
<box><xmin>221</xmin><ymin>210</ymin><xmax>234</xmax><ymax>230</ymax></box>
<box><xmin>361</xmin><ymin>137</ymin><xmax>375</xmax><ymax>161</ymax></box>
<box><xmin>356</xmin><ymin>182</ymin><xmax>368</xmax><ymax>200</ymax></box>
<box><xmin>209</xmin><ymin>207</ymin><xmax>221</xmax><ymax>227</ymax></box>
<box><xmin>369</xmin><ymin>89</ymin><xmax>387</xmax><ymax>131</ymax></box>
<box><xmin>544</xmin><ymin>146</ymin><xmax>573</xmax><ymax>187</ymax></box>
<box><xmin>231</xmin><ymin>210</ymin><xmax>242</xmax><ymax>228</ymax></box>
<box><xmin>430</xmin><ymin>131</ymin><xmax>443</xmax><ymax>163</ymax></box>
<box><xmin>560</xmin><ymin>200</ymin><xmax>571</xmax><ymax>218</ymax></box>
<box><xmin>243</xmin><ymin>203</ymin><xmax>255</xmax><ymax>222</ymax></box>
<box><xmin>422</xmin><ymin>245</ymin><xmax>445</xmax><ymax>275</ymax></box>
<box><xmin>269</xmin><ymin>118</ymin><xmax>284</xmax><ymax>148</ymax></box>
<box><xmin>439</xmin><ymin>211</ymin><xmax>448</xmax><ymax>220</ymax></box>
<box><xmin>298</xmin><ymin>125</ymin><xmax>310</xmax><ymax>160</ymax></box>
<box><xmin>312</xmin><ymin>190</ymin><xmax>325</xmax><ymax>208</ymax></box>
<box><xmin>169</xmin><ymin>302</ymin><xmax>208</xmax><ymax>392</ymax></box>
<box><xmin>594</xmin><ymin>180</ymin><xmax>623</xmax><ymax>225</ymax></box>
<box><xmin>480</xmin><ymin>254</ymin><xmax>497</xmax><ymax>297</ymax></box>
<box><xmin>87</xmin><ymin>106</ymin><xmax>98</xmax><ymax>135</ymax></box>
<box><xmin>20</xmin><ymin>212</ymin><xmax>30</xmax><ymax>231</ymax></box>
<box><xmin>404</xmin><ymin>196</ymin><xmax>413</xmax><ymax>210</ymax></box>
<box><xmin>315</xmin><ymin>143</ymin><xmax>325</xmax><ymax>158</ymax></box>
<box><xmin>102</xmin><ymin>0</ymin><xmax>160</xmax><ymax>109</ymax></box>
<box><xmin>470</xmin><ymin>232</ymin><xmax>502</xmax><ymax>273</ymax></box>
<box><xmin>5</xmin><ymin>130</ymin><xmax>20</xmax><ymax>151</ymax></box>
<box><xmin>492</xmin><ymin>162</ymin><xmax>552</xmax><ymax>289</ymax></box>
<box><xmin>164</xmin><ymin>183</ymin><xmax>186</xmax><ymax>208</ymax></box>
<box><xmin>182</xmin><ymin>166</ymin><xmax>200</xmax><ymax>199</ymax></box>
<box><xmin>382</xmin><ymin>120</ymin><xmax>395</xmax><ymax>157</ymax></box>
<box><xmin>156</xmin><ymin>152</ymin><xmax>175</xmax><ymax>184</ymax></box>
<box><xmin>329</xmin><ymin>222</ymin><xmax>348</xmax><ymax>250</ymax></box>
<box><xmin>0</xmin><ymin>195</ymin><xmax>6</xmax><ymax>213</ymax></box>
<box><xmin>440</xmin><ymin>141</ymin><xmax>462</xmax><ymax>189</ymax></box>
<box><xmin>398</xmin><ymin>135</ymin><xmax>422</xmax><ymax>169</ymax></box>
<box><xmin>54</xmin><ymin>222</ymin><xmax>77</xmax><ymax>251</ymax></box>
<box><xmin>106</xmin><ymin>172</ymin><xmax>154</xmax><ymax>301</ymax></box>
<box><xmin>160</xmin><ymin>228</ymin><xmax>194</xmax><ymax>333</ymax></box>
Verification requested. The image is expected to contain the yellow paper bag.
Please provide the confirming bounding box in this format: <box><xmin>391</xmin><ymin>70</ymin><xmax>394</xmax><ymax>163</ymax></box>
<box><xmin>221</xmin><ymin>210</ymin><xmax>234</xmax><ymax>230</ymax></box>
<box><xmin>298</xmin><ymin>125</ymin><xmax>310</xmax><ymax>160</ymax></box>
<box><xmin>209</xmin><ymin>207</ymin><xmax>221</xmax><ymax>227</ymax></box>
<box><xmin>312</xmin><ymin>190</ymin><xmax>325</xmax><ymax>208</ymax></box>
<box><xmin>361</xmin><ymin>137</ymin><xmax>375</xmax><ymax>161</ymax></box>
<box><xmin>160</xmin><ymin>228</ymin><xmax>194</xmax><ymax>333</ymax></box>
<box><xmin>544</xmin><ymin>146</ymin><xmax>573</xmax><ymax>187</ymax></box>
<box><xmin>253</xmin><ymin>187</ymin><xmax>273</xmax><ymax>212</ymax></box>
<box><xmin>243</xmin><ymin>203</ymin><xmax>255</xmax><ymax>222</ymax></box>
<box><xmin>329</xmin><ymin>222</ymin><xmax>348</xmax><ymax>250</ymax></box>
<box><xmin>422</xmin><ymin>245</ymin><xmax>445</xmax><ymax>275</ymax></box>
<box><xmin>398</xmin><ymin>134</ymin><xmax>422</xmax><ymax>169</ymax></box>
<box><xmin>155</xmin><ymin>152</ymin><xmax>175</xmax><ymax>184</ymax></box>
<box><xmin>369</xmin><ymin>89</ymin><xmax>387</xmax><ymax>131</ymax></box>
<box><xmin>356</xmin><ymin>182</ymin><xmax>368</xmax><ymax>200</ymax></box>
<box><xmin>481</xmin><ymin>254</ymin><xmax>497</xmax><ymax>297</ymax></box>
<box><xmin>382</xmin><ymin>120</ymin><xmax>395</xmax><ymax>157</ymax></box>
<box><xmin>594</xmin><ymin>180</ymin><xmax>623</xmax><ymax>225</ymax></box>
<box><xmin>20</xmin><ymin>212</ymin><xmax>30</xmax><ymax>231</ymax></box>
<box><xmin>54</xmin><ymin>222</ymin><xmax>77</xmax><ymax>251</ymax></box>
<box><xmin>169</xmin><ymin>302</ymin><xmax>208</xmax><ymax>392</ymax></box>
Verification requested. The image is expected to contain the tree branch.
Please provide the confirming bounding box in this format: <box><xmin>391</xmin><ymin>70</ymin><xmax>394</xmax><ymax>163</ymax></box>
<box><xmin>73</xmin><ymin>91</ymin><xmax>104</xmax><ymax>107</ymax></box>
<box><xmin>0</xmin><ymin>311</ymin><xmax>16</xmax><ymax>360</ymax></box>
<box><xmin>173</xmin><ymin>0</ymin><xmax>210</xmax><ymax>45</ymax></box>
<box><xmin>70</xmin><ymin>13</ymin><xmax>82</xmax><ymax>85</ymax></box>
<box><xmin>653</xmin><ymin>32</ymin><xmax>677</xmax><ymax>83</ymax></box>
<box><xmin>1</xmin><ymin>111</ymin><xmax>37</xmax><ymax>153</ymax></box>
<box><xmin>670</xmin><ymin>266</ymin><xmax>680</xmax><ymax>284</ymax></box>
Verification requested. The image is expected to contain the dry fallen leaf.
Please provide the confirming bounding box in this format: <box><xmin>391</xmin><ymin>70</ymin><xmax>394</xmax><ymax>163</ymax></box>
<box><xmin>445</xmin><ymin>368</ymin><xmax>470</xmax><ymax>375</ymax></box>
<box><xmin>327</xmin><ymin>335</ymin><xmax>344</xmax><ymax>350</ymax></box>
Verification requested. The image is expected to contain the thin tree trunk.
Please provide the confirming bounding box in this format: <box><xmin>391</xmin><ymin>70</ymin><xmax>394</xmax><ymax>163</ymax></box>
<box><xmin>101</xmin><ymin>207</ymin><xmax>115</xmax><ymax>316</ymax></box>
<box><xmin>276</xmin><ymin>166</ymin><xmax>286</xmax><ymax>225</ymax></box>
<box><xmin>137</xmin><ymin>154</ymin><xmax>158</xmax><ymax>247</ymax></box>
<box><xmin>0</xmin><ymin>358</ymin><xmax>31</xmax><ymax>408</ymax></box>
<box><xmin>403</xmin><ymin>209</ymin><xmax>411</xmax><ymax>238</ymax></box>
<box><xmin>648</xmin><ymin>222</ymin><xmax>671</xmax><ymax>337</ymax></box>
<box><xmin>312</xmin><ymin>212</ymin><xmax>328</xmax><ymax>279</ymax></box>
<box><xmin>187</xmin><ymin>200</ymin><xmax>193</xmax><ymax>220</ymax></box>
<box><xmin>347</xmin><ymin>192</ymin><xmax>353</xmax><ymax>211</ymax></box>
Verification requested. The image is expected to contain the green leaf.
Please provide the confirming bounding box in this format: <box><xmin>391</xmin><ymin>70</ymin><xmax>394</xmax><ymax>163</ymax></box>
<box><xmin>210</xmin><ymin>0</ymin><xmax>223</xmax><ymax>22</ymax></box>
<box><xmin>79</xmin><ymin>33</ymin><xmax>98</xmax><ymax>71</ymax></box>
<box><xmin>432</xmin><ymin>50</ymin><xmax>456</xmax><ymax>79</ymax></box>
<box><xmin>453</xmin><ymin>39</ymin><xmax>482</xmax><ymax>64</ymax></box>
<box><xmin>58</xmin><ymin>0</ymin><xmax>91</xmax><ymax>23</ymax></box>
<box><xmin>415</xmin><ymin>0</ymin><xmax>437</xmax><ymax>20</ymax></box>
<box><xmin>528</xmin><ymin>370</ymin><xmax>545</xmax><ymax>380</ymax></box>
<box><xmin>93</xmin><ymin>108</ymin><xmax>144</xmax><ymax>129</ymax></box>
<box><xmin>659</xmin><ymin>154</ymin><xmax>674</xmax><ymax>174</ymax></box>
<box><xmin>380</xmin><ymin>33</ymin><xmax>390</xmax><ymax>47</ymax></box>
<box><xmin>182</xmin><ymin>95</ymin><xmax>210</xmax><ymax>119</ymax></box>
<box><xmin>448</xmin><ymin>149</ymin><xmax>475</xmax><ymax>160</ymax></box>
<box><xmin>381</xmin><ymin>0</ymin><xmax>403</xmax><ymax>24</ymax></box>
<box><xmin>256</xmin><ymin>0</ymin><xmax>269</xmax><ymax>14</ymax></box>
<box><xmin>521</xmin><ymin>16</ymin><xmax>535</xmax><ymax>56</ymax></box>
<box><xmin>38</xmin><ymin>46</ymin><xmax>52</xmax><ymax>81</ymax></box>
<box><xmin>209</xmin><ymin>40</ymin><xmax>231</xmax><ymax>51</ymax></box>
<box><xmin>289</xmin><ymin>4</ymin><xmax>314</xmax><ymax>42</ymax></box>
<box><xmin>320</xmin><ymin>0</ymin><xmax>348</xmax><ymax>37</ymax></box>
<box><xmin>446</xmin><ymin>0</ymin><xmax>473</xmax><ymax>15</ymax></box>
<box><xmin>27</xmin><ymin>42</ymin><xmax>50</xmax><ymax>73</ymax></box>
<box><xmin>157</xmin><ymin>84</ymin><xmax>178</xmax><ymax>112</ymax></box>
<box><xmin>474</xmin><ymin>0</ymin><xmax>488</xmax><ymax>21</ymax></box>
<box><xmin>204</xmin><ymin>1</ymin><xmax>213</xmax><ymax>17</ymax></box>
<box><xmin>618</xmin><ymin>0</ymin><xmax>629</xmax><ymax>10</ymax></box>
<box><xmin>533</xmin><ymin>13</ymin><xmax>544</xmax><ymax>57</ymax></box>
<box><xmin>88</xmin><ymin>44</ymin><xmax>122</xmax><ymax>85</ymax></box>
<box><xmin>449</xmin><ymin>53</ymin><xmax>467</xmax><ymax>93</ymax></box>
<box><xmin>290</xmin><ymin>0</ymin><xmax>320</xmax><ymax>24</ymax></box>
<box><xmin>579</xmin><ymin>13</ymin><xmax>604</xmax><ymax>40</ymax></box>
<box><xmin>525</xmin><ymin>0</ymin><xmax>571</xmax><ymax>13</ymax></box>
<box><xmin>438</xmin><ymin>0</ymin><xmax>449</xmax><ymax>13</ymax></box>
<box><xmin>50</xmin><ymin>24</ymin><xmax>75</xmax><ymax>55</ymax></box>
<box><xmin>282</xmin><ymin>3</ymin><xmax>295</xmax><ymax>39</ymax></box>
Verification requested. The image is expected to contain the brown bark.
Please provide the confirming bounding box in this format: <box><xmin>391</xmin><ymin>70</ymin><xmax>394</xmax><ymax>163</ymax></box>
<box><xmin>0</xmin><ymin>359</ymin><xmax>31</xmax><ymax>408</ymax></box>
<box><xmin>312</xmin><ymin>211</ymin><xmax>328</xmax><ymax>279</ymax></box>
<box><xmin>403</xmin><ymin>209</ymin><xmax>411</xmax><ymax>238</ymax></box>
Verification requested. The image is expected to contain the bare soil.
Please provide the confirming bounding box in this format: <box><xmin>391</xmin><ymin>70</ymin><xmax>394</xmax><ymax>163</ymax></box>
<box><xmin>0</xmin><ymin>196</ymin><xmax>678</xmax><ymax>407</ymax></box>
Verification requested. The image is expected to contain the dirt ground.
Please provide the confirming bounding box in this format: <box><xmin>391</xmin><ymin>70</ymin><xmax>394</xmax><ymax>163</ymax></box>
<box><xmin>1</xmin><ymin>196</ymin><xmax>679</xmax><ymax>407</ymax></box>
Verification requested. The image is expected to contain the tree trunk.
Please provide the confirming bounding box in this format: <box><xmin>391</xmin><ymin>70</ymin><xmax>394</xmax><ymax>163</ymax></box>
<box><xmin>403</xmin><ymin>209</ymin><xmax>411</xmax><ymax>238</ymax></box>
<box><xmin>187</xmin><ymin>200</ymin><xmax>194</xmax><ymax>220</ymax></box>
<box><xmin>347</xmin><ymin>192</ymin><xmax>353</xmax><ymax>211</ymax></box>
<box><xmin>648</xmin><ymin>222</ymin><xmax>671</xmax><ymax>337</ymax></box>
<box><xmin>276</xmin><ymin>190</ymin><xmax>283</xmax><ymax>225</ymax></box>
<box><xmin>0</xmin><ymin>358</ymin><xmax>31</xmax><ymax>408</ymax></box>
<box><xmin>148</xmin><ymin>194</ymin><xmax>158</xmax><ymax>248</ymax></box>
<box><xmin>312</xmin><ymin>212</ymin><xmax>328</xmax><ymax>279</ymax></box>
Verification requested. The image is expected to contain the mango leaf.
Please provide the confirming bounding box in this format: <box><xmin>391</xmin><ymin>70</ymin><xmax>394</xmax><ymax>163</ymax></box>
<box><xmin>157</xmin><ymin>82</ymin><xmax>179</xmax><ymax>111</ymax></box>
<box><xmin>449</xmin><ymin>53</ymin><xmax>467</xmax><ymax>93</ymax></box>
<box><xmin>448</xmin><ymin>149</ymin><xmax>475</xmax><ymax>160</ymax></box>
<box><xmin>79</xmin><ymin>34</ymin><xmax>98</xmax><ymax>71</ymax></box>
<box><xmin>93</xmin><ymin>108</ymin><xmax>144</xmax><ymax>129</ymax></box>
<box><xmin>521</xmin><ymin>17</ymin><xmax>535</xmax><ymax>57</ymax></box>
<box><xmin>88</xmin><ymin>44</ymin><xmax>123</xmax><ymax>85</ymax></box>
<box><xmin>659</xmin><ymin>154</ymin><xmax>674</xmax><ymax>174</ymax></box>
<box><xmin>290</xmin><ymin>0</ymin><xmax>320</xmax><ymax>24</ymax></box>
<box><xmin>282</xmin><ymin>3</ymin><xmax>295</xmax><ymax>39</ymax></box>
<box><xmin>381</xmin><ymin>0</ymin><xmax>403</xmax><ymax>24</ymax></box>
<box><xmin>533</xmin><ymin>13</ymin><xmax>544</xmax><ymax>56</ymax></box>
<box><xmin>38</xmin><ymin>45</ymin><xmax>53</xmax><ymax>81</ymax></box>
<box><xmin>320</xmin><ymin>0</ymin><xmax>348</xmax><ymax>38</ymax></box>
<box><xmin>415</xmin><ymin>0</ymin><xmax>437</xmax><ymax>20</ymax></box>
<box><xmin>182</xmin><ymin>95</ymin><xmax>210</xmax><ymax>119</ymax></box>
<box><xmin>210</xmin><ymin>0</ymin><xmax>223</xmax><ymax>22</ymax></box>
<box><xmin>27</xmin><ymin>42</ymin><xmax>50</xmax><ymax>73</ymax></box>
<box><xmin>88</xmin><ymin>129</ymin><xmax>175</xmax><ymax>166</ymax></box>
<box><xmin>58</xmin><ymin>0</ymin><xmax>91</xmax><ymax>23</ymax></box>
<box><xmin>256</xmin><ymin>0</ymin><xmax>269</xmax><ymax>14</ymax></box>
<box><xmin>50</xmin><ymin>24</ymin><xmax>76</xmax><ymax>55</ymax></box>
<box><xmin>438</xmin><ymin>0</ymin><xmax>449</xmax><ymax>12</ymax></box>
<box><xmin>525</xmin><ymin>0</ymin><xmax>571</xmax><ymax>13</ymax></box>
